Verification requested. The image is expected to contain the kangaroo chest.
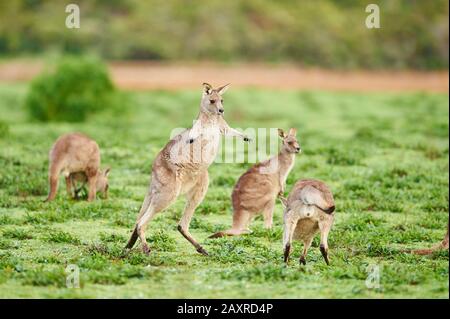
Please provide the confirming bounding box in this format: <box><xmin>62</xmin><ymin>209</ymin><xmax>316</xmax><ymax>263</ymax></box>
<box><xmin>166</xmin><ymin>121</ymin><xmax>221</xmax><ymax>180</ymax></box>
<box><xmin>260</xmin><ymin>153</ymin><xmax>295</xmax><ymax>190</ymax></box>
<box><xmin>279</xmin><ymin>158</ymin><xmax>295</xmax><ymax>185</ymax></box>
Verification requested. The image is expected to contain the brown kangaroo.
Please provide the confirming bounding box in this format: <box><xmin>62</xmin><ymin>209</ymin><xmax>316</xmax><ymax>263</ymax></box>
<box><xmin>210</xmin><ymin>128</ymin><xmax>300</xmax><ymax>238</ymax></box>
<box><xmin>125</xmin><ymin>83</ymin><xmax>250</xmax><ymax>255</ymax></box>
<box><xmin>282</xmin><ymin>179</ymin><xmax>335</xmax><ymax>265</ymax></box>
<box><xmin>69</xmin><ymin>170</ymin><xmax>110</xmax><ymax>200</ymax></box>
<box><xmin>45</xmin><ymin>132</ymin><xmax>109</xmax><ymax>202</ymax></box>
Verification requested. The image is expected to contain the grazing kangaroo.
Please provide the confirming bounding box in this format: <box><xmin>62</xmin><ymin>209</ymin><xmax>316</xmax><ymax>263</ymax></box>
<box><xmin>210</xmin><ymin>128</ymin><xmax>300</xmax><ymax>238</ymax></box>
<box><xmin>45</xmin><ymin>133</ymin><xmax>110</xmax><ymax>202</ymax></box>
<box><xmin>70</xmin><ymin>170</ymin><xmax>110</xmax><ymax>200</ymax></box>
<box><xmin>282</xmin><ymin>179</ymin><xmax>335</xmax><ymax>265</ymax></box>
<box><xmin>125</xmin><ymin>83</ymin><xmax>250</xmax><ymax>255</ymax></box>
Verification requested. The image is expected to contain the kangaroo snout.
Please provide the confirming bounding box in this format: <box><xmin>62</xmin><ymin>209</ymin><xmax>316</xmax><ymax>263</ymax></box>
<box><xmin>218</xmin><ymin>108</ymin><xmax>224</xmax><ymax>114</ymax></box>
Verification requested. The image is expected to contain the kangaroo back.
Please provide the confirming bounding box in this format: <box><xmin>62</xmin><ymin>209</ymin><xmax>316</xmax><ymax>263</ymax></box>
<box><xmin>290</xmin><ymin>179</ymin><xmax>335</xmax><ymax>214</ymax></box>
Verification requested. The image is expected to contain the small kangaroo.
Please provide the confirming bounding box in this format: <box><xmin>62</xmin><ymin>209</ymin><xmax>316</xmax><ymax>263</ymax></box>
<box><xmin>125</xmin><ymin>83</ymin><xmax>250</xmax><ymax>255</ymax></box>
<box><xmin>282</xmin><ymin>179</ymin><xmax>335</xmax><ymax>265</ymax></box>
<box><xmin>70</xmin><ymin>170</ymin><xmax>110</xmax><ymax>200</ymax></box>
<box><xmin>45</xmin><ymin>133</ymin><xmax>110</xmax><ymax>202</ymax></box>
<box><xmin>210</xmin><ymin>128</ymin><xmax>300</xmax><ymax>238</ymax></box>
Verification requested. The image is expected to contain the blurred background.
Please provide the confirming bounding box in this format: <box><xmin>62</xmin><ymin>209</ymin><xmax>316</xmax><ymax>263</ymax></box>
<box><xmin>1</xmin><ymin>0</ymin><xmax>449</xmax><ymax>68</ymax></box>
<box><xmin>0</xmin><ymin>0</ymin><xmax>448</xmax><ymax>92</ymax></box>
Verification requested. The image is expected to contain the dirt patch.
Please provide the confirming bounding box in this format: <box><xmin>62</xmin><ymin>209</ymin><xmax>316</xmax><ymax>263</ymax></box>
<box><xmin>0</xmin><ymin>61</ymin><xmax>448</xmax><ymax>93</ymax></box>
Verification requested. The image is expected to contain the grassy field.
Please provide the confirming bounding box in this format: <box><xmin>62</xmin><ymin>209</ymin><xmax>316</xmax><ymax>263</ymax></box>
<box><xmin>0</xmin><ymin>83</ymin><xmax>448</xmax><ymax>298</ymax></box>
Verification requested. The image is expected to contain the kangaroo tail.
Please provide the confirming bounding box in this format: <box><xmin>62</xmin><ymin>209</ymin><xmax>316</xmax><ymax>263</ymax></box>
<box><xmin>209</xmin><ymin>231</ymin><xmax>226</xmax><ymax>239</ymax></box>
<box><xmin>314</xmin><ymin>204</ymin><xmax>335</xmax><ymax>214</ymax></box>
<box><xmin>209</xmin><ymin>228</ymin><xmax>248</xmax><ymax>239</ymax></box>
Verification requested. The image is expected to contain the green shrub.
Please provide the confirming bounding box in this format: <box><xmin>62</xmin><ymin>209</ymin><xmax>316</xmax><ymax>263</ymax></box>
<box><xmin>219</xmin><ymin>264</ymin><xmax>305</xmax><ymax>283</ymax></box>
<box><xmin>148</xmin><ymin>230</ymin><xmax>177</xmax><ymax>252</ymax></box>
<box><xmin>2</xmin><ymin>228</ymin><xmax>33</xmax><ymax>240</ymax></box>
<box><xmin>25</xmin><ymin>57</ymin><xmax>116</xmax><ymax>122</ymax></box>
<box><xmin>43</xmin><ymin>230</ymin><xmax>81</xmax><ymax>245</ymax></box>
<box><xmin>19</xmin><ymin>267</ymin><xmax>66</xmax><ymax>287</ymax></box>
<box><xmin>99</xmin><ymin>232</ymin><xmax>126</xmax><ymax>243</ymax></box>
<box><xmin>0</xmin><ymin>121</ymin><xmax>8</xmax><ymax>138</ymax></box>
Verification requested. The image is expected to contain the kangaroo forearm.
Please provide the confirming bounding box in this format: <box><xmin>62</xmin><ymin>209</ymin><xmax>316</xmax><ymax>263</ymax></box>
<box><xmin>223</xmin><ymin>127</ymin><xmax>251</xmax><ymax>142</ymax></box>
<box><xmin>224</xmin><ymin>127</ymin><xmax>245</xmax><ymax>138</ymax></box>
<box><xmin>278</xmin><ymin>179</ymin><xmax>285</xmax><ymax>194</ymax></box>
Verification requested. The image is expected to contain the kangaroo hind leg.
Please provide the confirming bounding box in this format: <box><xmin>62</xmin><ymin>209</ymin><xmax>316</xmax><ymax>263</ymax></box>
<box><xmin>318</xmin><ymin>216</ymin><xmax>333</xmax><ymax>265</ymax></box>
<box><xmin>209</xmin><ymin>209</ymin><xmax>252</xmax><ymax>238</ymax></box>
<box><xmin>45</xmin><ymin>162</ymin><xmax>62</xmax><ymax>202</ymax></box>
<box><xmin>283</xmin><ymin>210</ymin><xmax>300</xmax><ymax>264</ymax></box>
<box><xmin>262</xmin><ymin>200</ymin><xmax>275</xmax><ymax>229</ymax></box>
<box><xmin>138</xmin><ymin>190</ymin><xmax>177</xmax><ymax>255</ymax></box>
<box><xmin>125</xmin><ymin>192</ymin><xmax>152</xmax><ymax>250</ymax></box>
<box><xmin>178</xmin><ymin>172</ymin><xmax>209</xmax><ymax>255</ymax></box>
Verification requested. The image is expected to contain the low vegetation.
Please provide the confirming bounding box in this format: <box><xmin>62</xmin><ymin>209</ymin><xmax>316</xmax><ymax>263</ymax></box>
<box><xmin>0</xmin><ymin>83</ymin><xmax>448</xmax><ymax>298</ymax></box>
<box><xmin>25</xmin><ymin>57</ymin><xmax>123</xmax><ymax>122</ymax></box>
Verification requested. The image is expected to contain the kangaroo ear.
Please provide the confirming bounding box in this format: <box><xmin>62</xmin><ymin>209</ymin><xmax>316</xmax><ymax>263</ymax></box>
<box><xmin>288</xmin><ymin>128</ymin><xmax>297</xmax><ymax>137</ymax></box>
<box><xmin>202</xmin><ymin>82</ymin><xmax>213</xmax><ymax>95</ymax></box>
<box><xmin>278</xmin><ymin>128</ymin><xmax>286</xmax><ymax>138</ymax></box>
<box><xmin>104</xmin><ymin>167</ymin><xmax>111</xmax><ymax>177</ymax></box>
<box><xmin>216</xmin><ymin>83</ymin><xmax>230</xmax><ymax>95</ymax></box>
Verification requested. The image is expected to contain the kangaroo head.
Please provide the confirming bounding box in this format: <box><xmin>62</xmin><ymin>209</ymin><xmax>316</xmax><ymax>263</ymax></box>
<box><xmin>96</xmin><ymin>167</ymin><xmax>110</xmax><ymax>194</ymax></box>
<box><xmin>278</xmin><ymin>128</ymin><xmax>301</xmax><ymax>154</ymax></box>
<box><xmin>200</xmin><ymin>82</ymin><xmax>230</xmax><ymax>115</ymax></box>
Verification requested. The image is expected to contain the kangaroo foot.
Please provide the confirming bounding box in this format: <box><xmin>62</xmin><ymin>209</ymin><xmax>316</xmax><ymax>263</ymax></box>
<box><xmin>299</xmin><ymin>256</ymin><xmax>306</xmax><ymax>265</ymax></box>
<box><xmin>196</xmin><ymin>246</ymin><xmax>209</xmax><ymax>256</ymax></box>
<box><xmin>284</xmin><ymin>244</ymin><xmax>291</xmax><ymax>263</ymax></box>
<box><xmin>320</xmin><ymin>244</ymin><xmax>329</xmax><ymax>265</ymax></box>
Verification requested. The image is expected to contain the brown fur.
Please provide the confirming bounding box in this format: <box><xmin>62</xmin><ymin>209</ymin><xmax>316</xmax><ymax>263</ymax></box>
<box><xmin>210</xmin><ymin>128</ymin><xmax>300</xmax><ymax>238</ymax></box>
<box><xmin>45</xmin><ymin>133</ymin><xmax>109</xmax><ymax>202</ymax></box>
<box><xmin>69</xmin><ymin>170</ymin><xmax>110</xmax><ymax>199</ymax></box>
<box><xmin>125</xmin><ymin>83</ymin><xmax>250</xmax><ymax>255</ymax></box>
<box><xmin>282</xmin><ymin>179</ymin><xmax>335</xmax><ymax>265</ymax></box>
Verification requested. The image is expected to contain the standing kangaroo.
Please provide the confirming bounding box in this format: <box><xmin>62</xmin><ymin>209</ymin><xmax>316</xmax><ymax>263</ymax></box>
<box><xmin>282</xmin><ymin>179</ymin><xmax>335</xmax><ymax>265</ymax></box>
<box><xmin>125</xmin><ymin>83</ymin><xmax>250</xmax><ymax>255</ymax></box>
<box><xmin>210</xmin><ymin>128</ymin><xmax>300</xmax><ymax>238</ymax></box>
<box><xmin>45</xmin><ymin>133</ymin><xmax>110</xmax><ymax>202</ymax></box>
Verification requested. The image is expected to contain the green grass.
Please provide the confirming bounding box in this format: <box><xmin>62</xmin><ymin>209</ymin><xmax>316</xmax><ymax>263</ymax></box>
<box><xmin>0</xmin><ymin>83</ymin><xmax>448</xmax><ymax>298</ymax></box>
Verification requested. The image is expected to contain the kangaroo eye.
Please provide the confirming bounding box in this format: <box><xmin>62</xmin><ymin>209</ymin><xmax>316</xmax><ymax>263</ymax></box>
<box><xmin>288</xmin><ymin>141</ymin><xmax>293</xmax><ymax>145</ymax></box>
<box><xmin>209</xmin><ymin>99</ymin><xmax>215</xmax><ymax>104</ymax></box>
<box><xmin>221</xmin><ymin>99</ymin><xmax>223</xmax><ymax>103</ymax></box>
